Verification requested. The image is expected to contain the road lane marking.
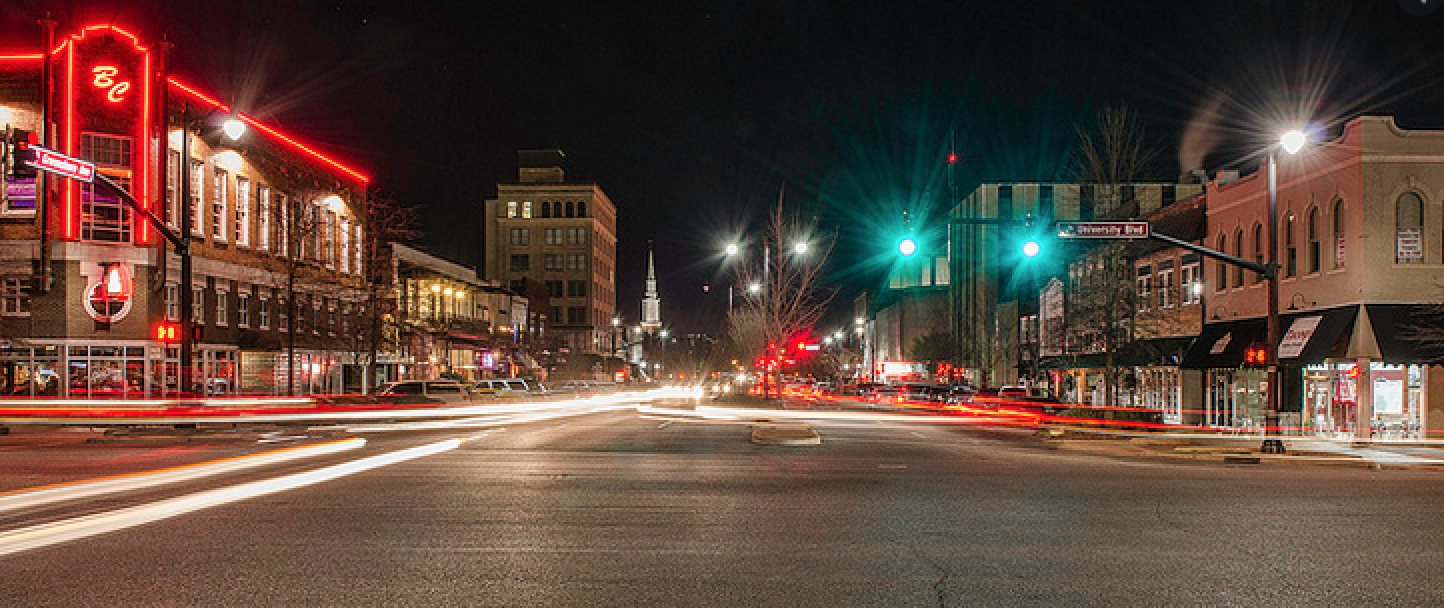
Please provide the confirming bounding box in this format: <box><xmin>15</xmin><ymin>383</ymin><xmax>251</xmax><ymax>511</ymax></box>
<box><xmin>0</xmin><ymin>438</ymin><xmax>460</xmax><ymax>557</ymax></box>
<box><xmin>0</xmin><ymin>438</ymin><xmax>366</xmax><ymax>514</ymax></box>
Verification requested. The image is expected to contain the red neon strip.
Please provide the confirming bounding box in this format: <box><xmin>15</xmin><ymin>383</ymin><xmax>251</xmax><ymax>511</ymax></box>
<box><xmin>138</xmin><ymin>50</ymin><xmax>152</xmax><ymax>244</ymax></box>
<box><xmin>62</xmin><ymin>41</ymin><xmax>75</xmax><ymax>240</ymax></box>
<box><xmin>0</xmin><ymin>54</ymin><xmax>42</xmax><ymax>61</ymax></box>
<box><xmin>167</xmin><ymin>78</ymin><xmax>370</xmax><ymax>183</ymax></box>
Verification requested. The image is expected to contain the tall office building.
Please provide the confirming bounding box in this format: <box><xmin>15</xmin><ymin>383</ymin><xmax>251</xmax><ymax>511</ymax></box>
<box><xmin>483</xmin><ymin>150</ymin><xmax>617</xmax><ymax>355</ymax></box>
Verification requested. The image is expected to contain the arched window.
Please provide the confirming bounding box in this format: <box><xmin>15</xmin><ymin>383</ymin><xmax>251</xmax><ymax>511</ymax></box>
<box><xmin>1284</xmin><ymin>213</ymin><xmax>1296</xmax><ymax>277</ymax></box>
<box><xmin>1307</xmin><ymin>207</ymin><xmax>1320</xmax><ymax>274</ymax></box>
<box><xmin>1332</xmin><ymin>199</ymin><xmax>1345</xmax><ymax>269</ymax></box>
<box><xmin>565</xmin><ymin>201</ymin><xmax>575</xmax><ymax>218</ymax></box>
<box><xmin>1234</xmin><ymin>229</ymin><xmax>1245</xmax><ymax>287</ymax></box>
<box><xmin>1252</xmin><ymin>223</ymin><xmax>1264</xmax><ymax>284</ymax></box>
<box><xmin>1397</xmin><ymin>192</ymin><xmax>1424</xmax><ymax>264</ymax></box>
<box><xmin>540</xmin><ymin>202</ymin><xmax>552</xmax><ymax>218</ymax></box>
<box><xmin>1216</xmin><ymin>234</ymin><xmax>1228</xmax><ymax>291</ymax></box>
<box><xmin>577</xmin><ymin>201</ymin><xmax>586</xmax><ymax>217</ymax></box>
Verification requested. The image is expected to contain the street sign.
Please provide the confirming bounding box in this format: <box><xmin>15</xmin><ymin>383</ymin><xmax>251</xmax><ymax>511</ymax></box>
<box><xmin>23</xmin><ymin>146</ymin><xmax>96</xmax><ymax>182</ymax></box>
<box><xmin>1056</xmin><ymin>221</ymin><xmax>1150</xmax><ymax>239</ymax></box>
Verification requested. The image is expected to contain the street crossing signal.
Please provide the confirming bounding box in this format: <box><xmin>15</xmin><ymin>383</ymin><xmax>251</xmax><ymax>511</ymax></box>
<box><xmin>6</xmin><ymin>129</ymin><xmax>38</xmax><ymax>180</ymax></box>
<box><xmin>1243</xmin><ymin>346</ymin><xmax>1267</xmax><ymax>366</ymax></box>
<box><xmin>154</xmin><ymin>322</ymin><xmax>181</xmax><ymax>343</ymax></box>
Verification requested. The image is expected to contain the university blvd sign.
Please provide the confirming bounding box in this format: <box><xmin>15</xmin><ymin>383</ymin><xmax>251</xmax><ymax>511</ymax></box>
<box><xmin>23</xmin><ymin>146</ymin><xmax>96</xmax><ymax>182</ymax></box>
<box><xmin>1056</xmin><ymin>221</ymin><xmax>1150</xmax><ymax>239</ymax></box>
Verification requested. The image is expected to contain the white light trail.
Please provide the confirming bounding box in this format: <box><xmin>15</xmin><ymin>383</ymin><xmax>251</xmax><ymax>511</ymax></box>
<box><xmin>0</xmin><ymin>438</ymin><xmax>366</xmax><ymax>515</ymax></box>
<box><xmin>0</xmin><ymin>439</ymin><xmax>460</xmax><ymax>557</ymax></box>
<box><xmin>0</xmin><ymin>388</ymin><xmax>690</xmax><ymax>426</ymax></box>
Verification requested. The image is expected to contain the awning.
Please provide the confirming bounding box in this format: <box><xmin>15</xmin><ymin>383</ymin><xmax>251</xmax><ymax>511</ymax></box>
<box><xmin>1181</xmin><ymin>305</ymin><xmax>1357</xmax><ymax>369</ymax></box>
<box><xmin>1181</xmin><ymin>318</ymin><xmax>1264</xmax><ymax>369</ymax></box>
<box><xmin>1360</xmin><ymin>304</ymin><xmax>1444</xmax><ymax>365</ymax></box>
<box><xmin>1037</xmin><ymin>337</ymin><xmax>1194</xmax><ymax>371</ymax></box>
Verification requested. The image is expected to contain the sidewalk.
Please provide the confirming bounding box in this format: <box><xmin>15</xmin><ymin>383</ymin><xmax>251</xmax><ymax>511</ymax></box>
<box><xmin>1045</xmin><ymin>432</ymin><xmax>1444</xmax><ymax>470</ymax></box>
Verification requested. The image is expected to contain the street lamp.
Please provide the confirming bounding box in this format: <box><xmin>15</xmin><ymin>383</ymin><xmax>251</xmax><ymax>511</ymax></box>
<box><xmin>898</xmin><ymin>237</ymin><xmax>917</xmax><ymax>257</ymax></box>
<box><xmin>725</xmin><ymin>243</ymin><xmax>740</xmax><ymax>256</ymax></box>
<box><xmin>747</xmin><ymin>282</ymin><xmax>761</xmax><ymax>294</ymax></box>
<box><xmin>793</xmin><ymin>241</ymin><xmax>809</xmax><ymax>255</ymax></box>
<box><xmin>222</xmin><ymin>115</ymin><xmax>246</xmax><ymax>141</ymax></box>
<box><xmin>1262</xmin><ymin>128</ymin><xmax>1308</xmax><ymax>454</ymax></box>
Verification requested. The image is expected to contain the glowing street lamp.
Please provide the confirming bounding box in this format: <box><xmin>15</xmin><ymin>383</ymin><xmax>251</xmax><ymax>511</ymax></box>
<box><xmin>222</xmin><ymin>116</ymin><xmax>246</xmax><ymax>141</ymax></box>
<box><xmin>898</xmin><ymin>237</ymin><xmax>917</xmax><ymax>257</ymax></box>
<box><xmin>793</xmin><ymin>242</ymin><xmax>809</xmax><ymax>255</ymax></box>
<box><xmin>748</xmin><ymin>282</ymin><xmax>761</xmax><ymax>294</ymax></box>
<box><xmin>1021</xmin><ymin>240</ymin><xmax>1042</xmax><ymax>258</ymax></box>
<box><xmin>725</xmin><ymin>243</ymin><xmax>740</xmax><ymax>256</ymax></box>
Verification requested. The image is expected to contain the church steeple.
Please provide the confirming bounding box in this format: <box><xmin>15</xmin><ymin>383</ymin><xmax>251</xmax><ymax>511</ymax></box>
<box><xmin>641</xmin><ymin>241</ymin><xmax>661</xmax><ymax>332</ymax></box>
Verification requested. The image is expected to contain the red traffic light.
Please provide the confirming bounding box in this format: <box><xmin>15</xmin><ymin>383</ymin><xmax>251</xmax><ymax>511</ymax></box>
<box><xmin>154</xmin><ymin>322</ymin><xmax>181</xmax><ymax>343</ymax></box>
<box><xmin>947</xmin><ymin>152</ymin><xmax>957</xmax><ymax>164</ymax></box>
<box><xmin>1244</xmin><ymin>347</ymin><xmax>1267</xmax><ymax>365</ymax></box>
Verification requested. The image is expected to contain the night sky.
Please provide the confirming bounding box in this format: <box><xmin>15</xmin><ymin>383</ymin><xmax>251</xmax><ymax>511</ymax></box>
<box><xmin>3</xmin><ymin>1</ymin><xmax>1441</xmax><ymax>334</ymax></box>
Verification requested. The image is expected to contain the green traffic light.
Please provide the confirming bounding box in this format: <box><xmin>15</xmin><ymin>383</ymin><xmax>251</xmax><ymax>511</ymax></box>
<box><xmin>898</xmin><ymin>238</ymin><xmax>917</xmax><ymax>256</ymax></box>
<box><xmin>1022</xmin><ymin>240</ymin><xmax>1041</xmax><ymax>257</ymax></box>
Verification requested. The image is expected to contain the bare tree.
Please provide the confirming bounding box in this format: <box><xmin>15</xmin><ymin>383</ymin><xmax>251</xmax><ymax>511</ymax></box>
<box><xmin>1069</xmin><ymin>106</ymin><xmax>1159</xmax><ymax>411</ymax></box>
<box><xmin>726</xmin><ymin>202</ymin><xmax>834</xmax><ymax>397</ymax></box>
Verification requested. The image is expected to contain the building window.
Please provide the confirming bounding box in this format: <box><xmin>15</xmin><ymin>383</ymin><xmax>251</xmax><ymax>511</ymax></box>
<box><xmin>1284</xmin><ymin>213</ymin><xmax>1296</xmax><ymax>278</ymax></box>
<box><xmin>509</xmin><ymin>279</ymin><xmax>526</xmax><ymax>293</ymax></box>
<box><xmin>1181</xmin><ymin>259</ymin><xmax>1201</xmax><ymax>305</ymax></box>
<box><xmin>545</xmin><ymin>254</ymin><xmax>563</xmax><ymax>272</ymax></box>
<box><xmin>565</xmin><ymin>201</ymin><xmax>575</xmax><ymax>218</ymax></box>
<box><xmin>313</xmin><ymin>298</ymin><xmax>323</xmax><ymax>335</ymax></box>
<box><xmin>236</xmin><ymin>177</ymin><xmax>251</xmax><ymax>246</ymax></box>
<box><xmin>1</xmin><ymin>276</ymin><xmax>31</xmax><ymax>315</ymax></box>
<box><xmin>541</xmin><ymin>201</ymin><xmax>552</xmax><ymax>218</ymax></box>
<box><xmin>278</xmin><ymin>298</ymin><xmax>289</xmax><ymax>331</ymax></box>
<box><xmin>237</xmin><ymin>293</ymin><xmax>250</xmax><ymax>328</ymax></box>
<box><xmin>568</xmin><ymin>280</ymin><xmax>587</xmax><ymax>297</ymax></box>
<box><xmin>567</xmin><ymin>307</ymin><xmax>586</xmax><ymax>324</ymax></box>
<box><xmin>1157</xmin><ymin>266</ymin><xmax>1174</xmax><ymax>309</ymax></box>
<box><xmin>1307</xmin><ymin>207</ymin><xmax>1320</xmax><ymax>274</ymax></box>
<box><xmin>1234</xmin><ymin>229</ymin><xmax>1245</xmax><ymax>287</ymax></box>
<box><xmin>192</xmin><ymin>286</ymin><xmax>205</xmax><ymax>325</ymax></box>
<box><xmin>510</xmin><ymin>227</ymin><xmax>530</xmax><ymax>245</ymax></box>
<box><xmin>340</xmin><ymin>219</ymin><xmax>351</xmax><ymax>274</ymax></box>
<box><xmin>546</xmin><ymin>280</ymin><xmax>564</xmax><ymax>298</ymax></box>
<box><xmin>546</xmin><ymin>227</ymin><xmax>563</xmax><ymax>246</ymax></box>
<box><xmin>1397</xmin><ymin>192</ymin><xmax>1424</xmax><ymax>264</ymax></box>
<box><xmin>1216</xmin><ymin>234</ymin><xmax>1228</xmax><ymax>291</ymax></box>
<box><xmin>258</xmin><ymin>297</ymin><xmax>271</xmax><ymax>329</ymax></box>
<box><xmin>577</xmin><ymin>201</ymin><xmax>586</xmax><ymax>217</ymax></box>
<box><xmin>165</xmin><ymin>149</ymin><xmax>179</xmax><ymax>227</ymax></box>
<box><xmin>212</xmin><ymin>168</ymin><xmax>229</xmax><ymax>242</ymax></box>
<box><xmin>566</xmin><ymin>227</ymin><xmax>587</xmax><ymax>246</ymax></box>
<box><xmin>1333</xmin><ymin>199</ymin><xmax>1345</xmax><ymax>269</ymax></box>
<box><xmin>1251</xmin><ymin>223</ymin><xmax>1264</xmax><ymax>284</ymax></box>
<box><xmin>1136</xmin><ymin>265</ymin><xmax>1152</xmax><ymax>312</ymax></box>
<box><xmin>215</xmin><ymin>290</ymin><xmax>228</xmax><ymax>326</ymax></box>
<box><xmin>510</xmin><ymin>254</ymin><xmax>530</xmax><ymax>272</ymax></box>
<box><xmin>79</xmin><ymin>133</ymin><xmax>135</xmax><ymax>244</ymax></box>
<box><xmin>354</xmin><ymin>224</ymin><xmax>365</xmax><ymax>276</ymax></box>
<box><xmin>190</xmin><ymin>160</ymin><xmax>204</xmax><ymax>236</ymax></box>
<box><xmin>567</xmin><ymin>253</ymin><xmax>586</xmax><ymax>272</ymax></box>
<box><xmin>522</xmin><ymin>201</ymin><xmax>532</xmax><ymax>218</ymax></box>
<box><xmin>258</xmin><ymin>186</ymin><xmax>271</xmax><ymax>251</ymax></box>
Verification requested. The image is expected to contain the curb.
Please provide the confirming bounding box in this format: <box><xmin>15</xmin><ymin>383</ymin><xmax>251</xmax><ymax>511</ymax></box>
<box><xmin>751</xmin><ymin>423</ymin><xmax>821</xmax><ymax>446</ymax></box>
<box><xmin>1043</xmin><ymin>439</ymin><xmax>1444</xmax><ymax>470</ymax></box>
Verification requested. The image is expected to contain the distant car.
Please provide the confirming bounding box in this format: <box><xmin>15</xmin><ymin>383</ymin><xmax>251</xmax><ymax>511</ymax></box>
<box><xmin>373</xmin><ymin>380</ymin><xmax>473</xmax><ymax>404</ymax></box>
<box><xmin>998</xmin><ymin>386</ymin><xmax>1030</xmax><ymax>398</ymax></box>
<box><xmin>474</xmin><ymin>378</ymin><xmax>532</xmax><ymax>397</ymax></box>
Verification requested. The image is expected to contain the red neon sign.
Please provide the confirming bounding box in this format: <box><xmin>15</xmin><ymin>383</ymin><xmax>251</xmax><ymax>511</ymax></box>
<box><xmin>91</xmin><ymin>65</ymin><xmax>131</xmax><ymax>102</ymax></box>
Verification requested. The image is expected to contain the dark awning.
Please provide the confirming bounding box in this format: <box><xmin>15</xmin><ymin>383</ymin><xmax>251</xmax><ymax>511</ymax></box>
<box><xmin>1362</xmin><ymin>304</ymin><xmax>1444</xmax><ymax>365</ymax></box>
<box><xmin>1182</xmin><ymin>305</ymin><xmax>1358</xmax><ymax>369</ymax></box>
<box><xmin>1181</xmin><ymin>318</ymin><xmax>1265</xmax><ymax>369</ymax></box>
<box><xmin>1119</xmin><ymin>336</ymin><xmax>1196</xmax><ymax>367</ymax></box>
<box><xmin>1280</xmin><ymin>306</ymin><xmax>1356</xmax><ymax>363</ymax></box>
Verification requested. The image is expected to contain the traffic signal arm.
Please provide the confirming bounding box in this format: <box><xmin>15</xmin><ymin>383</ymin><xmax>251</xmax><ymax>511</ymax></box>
<box><xmin>1148</xmin><ymin>230</ymin><xmax>1272</xmax><ymax>279</ymax></box>
<box><xmin>92</xmin><ymin>172</ymin><xmax>187</xmax><ymax>251</ymax></box>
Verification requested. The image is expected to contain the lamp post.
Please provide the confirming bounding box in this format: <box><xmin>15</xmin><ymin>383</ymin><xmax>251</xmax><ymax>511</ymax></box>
<box><xmin>724</xmin><ymin>237</ymin><xmax>810</xmax><ymax>399</ymax></box>
<box><xmin>1262</xmin><ymin>129</ymin><xmax>1307</xmax><ymax>454</ymax></box>
<box><xmin>175</xmin><ymin>103</ymin><xmax>245</xmax><ymax>395</ymax></box>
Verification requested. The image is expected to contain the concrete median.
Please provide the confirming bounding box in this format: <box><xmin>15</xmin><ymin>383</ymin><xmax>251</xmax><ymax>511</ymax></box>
<box><xmin>750</xmin><ymin>422</ymin><xmax>821</xmax><ymax>446</ymax></box>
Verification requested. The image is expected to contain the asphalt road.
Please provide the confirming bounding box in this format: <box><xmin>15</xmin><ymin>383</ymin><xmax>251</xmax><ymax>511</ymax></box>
<box><xmin>5</xmin><ymin>409</ymin><xmax>1444</xmax><ymax>606</ymax></box>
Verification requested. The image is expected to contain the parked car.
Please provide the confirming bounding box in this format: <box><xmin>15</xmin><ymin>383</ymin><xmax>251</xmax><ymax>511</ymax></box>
<box><xmin>373</xmin><ymin>380</ymin><xmax>473</xmax><ymax>404</ymax></box>
<box><xmin>473</xmin><ymin>378</ymin><xmax>532</xmax><ymax>397</ymax></box>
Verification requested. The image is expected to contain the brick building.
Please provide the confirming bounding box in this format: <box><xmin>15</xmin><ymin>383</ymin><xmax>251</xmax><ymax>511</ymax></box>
<box><xmin>0</xmin><ymin>22</ymin><xmax>375</xmax><ymax>396</ymax></box>
<box><xmin>482</xmin><ymin>150</ymin><xmax>617</xmax><ymax>362</ymax></box>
